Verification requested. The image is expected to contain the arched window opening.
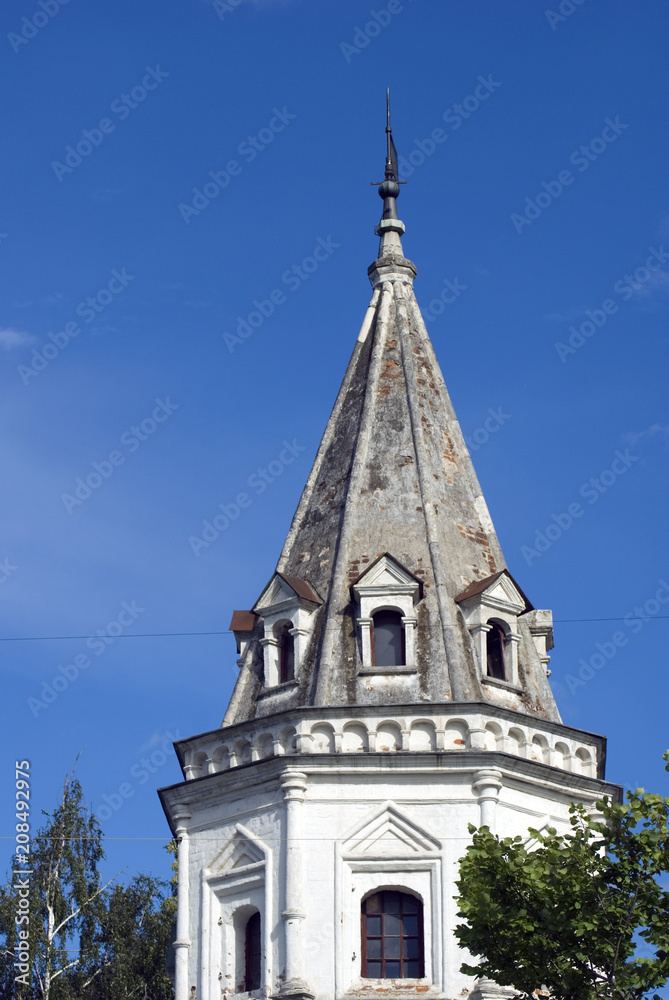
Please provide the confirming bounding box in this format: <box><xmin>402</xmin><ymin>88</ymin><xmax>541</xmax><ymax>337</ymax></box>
<box><xmin>244</xmin><ymin>911</ymin><xmax>261</xmax><ymax>991</ymax></box>
<box><xmin>372</xmin><ymin>611</ymin><xmax>405</xmax><ymax>667</ymax></box>
<box><xmin>278</xmin><ymin>622</ymin><xmax>295</xmax><ymax>683</ymax></box>
<box><xmin>486</xmin><ymin>621</ymin><xmax>506</xmax><ymax>680</ymax></box>
<box><xmin>361</xmin><ymin>890</ymin><xmax>424</xmax><ymax>979</ymax></box>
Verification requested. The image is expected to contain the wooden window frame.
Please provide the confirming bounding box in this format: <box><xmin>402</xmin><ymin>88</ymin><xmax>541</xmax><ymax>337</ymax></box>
<box><xmin>361</xmin><ymin>890</ymin><xmax>424</xmax><ymax>979</ymax></box>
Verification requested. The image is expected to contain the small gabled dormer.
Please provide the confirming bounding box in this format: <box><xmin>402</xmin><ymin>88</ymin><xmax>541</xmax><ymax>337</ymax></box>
<box><xmin>351</xmin><ymin>554</ymin><xmax>423</xmax><ymax>673</ymax></box>
<box><xmin>456</xmin><ymin>571</ymin><xmax>532</xmax><ymax>689</ymax></box>
<box><xmin>252</xmin><ymin>572</ymin><xmax>322</xmax><ymax>689</ymax></box>
<box><xmin>229</xmin><ymin>610</ymin><xmax>260</xmax><ymax>668</ymax></box>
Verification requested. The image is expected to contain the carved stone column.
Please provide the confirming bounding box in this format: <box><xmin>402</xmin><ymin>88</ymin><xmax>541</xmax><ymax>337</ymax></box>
<box><xmin>278</xmin><ymin>769</ymin><xmax>313</xmax><ymax>1000</ymax></box>
<box><xmin>472</xmin><ymin>769</ymin><xmax>503</xmax><ymax>830</ymax></box>
<box><xmin>173</xmin><ymin>808</ymin><xmax>192</xmax><ymax>1000</ymax></box>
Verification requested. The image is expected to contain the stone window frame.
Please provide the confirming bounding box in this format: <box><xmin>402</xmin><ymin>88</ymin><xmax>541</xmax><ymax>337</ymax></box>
<box><xmin>352</xmin><ymin>555</ymin><xmax>422</xmax><ymax>675</ymax></box>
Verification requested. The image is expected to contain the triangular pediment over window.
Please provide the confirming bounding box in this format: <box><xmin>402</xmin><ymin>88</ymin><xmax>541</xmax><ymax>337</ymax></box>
<box><xmin>211</xmin><ymin>825</ymin><xmax>265</xmax><ymax>873</ymax></box>
<box><xmin>455</xmin><ymin>570</ymin><xmax>532</xmax><ymax>616</ymax></box>
<box><xmin>253</xmin><ymin>572</ymin><xmax>322</xmax><ymax>615</ymax></box>
<box><xmin>351</xmin><ymin>553</ymin><xmax>423</xmax><ymax>603</ymax></box>
<box><xmin>342</xmin><ymin>801</ymin><xmax>441</xmax><ymax>857</ymax></box>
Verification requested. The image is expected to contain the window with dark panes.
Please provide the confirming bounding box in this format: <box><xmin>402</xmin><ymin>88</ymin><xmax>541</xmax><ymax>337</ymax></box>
<box><xmin>361</xmin><ymin>890</ymin><xmax>424</xmax><ymax>978</ymax></box>
<box><xmin>371</xmin><ymin>610</ymin><xmax>405</xmax><ymax>667</ymax></box>
<box><xmin>244</xmin><ymin>911</ymin><xmax>261</xmax><ymax>990</ymax></box>
<box><xmin>278</xmin><ymin>622</ymin><xmax>295</xmax><ymax>683</ymax></box>
<box><xmin>486</xmin><ymin>621</ymin><xmax>506</xmax><ymax>680</ymax></box>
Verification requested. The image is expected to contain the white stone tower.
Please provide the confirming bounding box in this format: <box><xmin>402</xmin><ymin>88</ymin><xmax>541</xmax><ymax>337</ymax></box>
<box><xmin>160</xmin><ymin>103</ymin><xmax>618</xmax><ymax>1000</ymax></box>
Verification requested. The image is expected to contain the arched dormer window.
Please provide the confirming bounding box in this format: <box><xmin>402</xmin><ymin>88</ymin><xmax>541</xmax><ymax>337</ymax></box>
<box><xmin>277</xmin><ymin>621</ymin><xmax>295</xmax><ymax>683</ymax></box>
<box><xmin>361</xmin><ymin>890</ymin><xmax>424</xmax><ymax>979</ymax></box>
<box><xmin>244</xmin><ymin>911</ymin><xmax>261</xmax><ymax>991</ymax></box>
<box><xmin>372</xmin><ymin>610</ymin><xmax>405</xmax><ymax>667</ymax></box>
<box><xmin>486</xmin><ymin>620</ymin><xmax>506</xmax><ymax>680</ymax></box>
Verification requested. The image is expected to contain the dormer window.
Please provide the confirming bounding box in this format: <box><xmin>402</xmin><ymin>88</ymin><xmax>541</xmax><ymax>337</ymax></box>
<box><xmin>372</xmin><ymin>610</ymin><xmax>405</xmax><ymax>667</ymax></box>
<box><xmin>456</xmin><ymin>571</ymin><xmax>530</xmax><ymax>688</ymax></box>
<box><xmin>277</xmin><ymin>621</ymin><xmax>295</xmax><ymax>683</ymax></box>
<box><xmin>252</xmin><ymin>572</ymin><xmax>322</xmax><ymax>690</ymax></box>
<box><xmin>486</xmin><ymin>620</ymin><xmax>506</xmax><ymax>680</ymax></box>
<box><xmin>351</xmin><ymin>554</ymin><xmax>423</xmax><ymax>674</ymax></box>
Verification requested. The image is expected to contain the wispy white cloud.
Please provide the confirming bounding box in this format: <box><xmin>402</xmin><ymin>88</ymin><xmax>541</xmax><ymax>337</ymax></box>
<box><xmin>0</xmin><ymin>327</ymin><xmax>35</xmax><ymax>350</ymax></box>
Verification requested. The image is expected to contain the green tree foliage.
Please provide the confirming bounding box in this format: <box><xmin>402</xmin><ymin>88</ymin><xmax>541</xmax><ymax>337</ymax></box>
<box><xmin>455</xmin><ymin>752</ymin><xmax>669</xmax><ymax>1000</ymax></box>
<box><xmin>0</xmin><ymin>769</ymin><xmax>175</xmax><ymax>999</ymax></box>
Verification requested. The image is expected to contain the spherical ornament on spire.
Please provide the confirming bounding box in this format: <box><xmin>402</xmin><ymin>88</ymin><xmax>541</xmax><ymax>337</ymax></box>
<box><xmin>378</xmin><ymin>178</ymin><xmax>400</xmax><ymax>200</ymax></box>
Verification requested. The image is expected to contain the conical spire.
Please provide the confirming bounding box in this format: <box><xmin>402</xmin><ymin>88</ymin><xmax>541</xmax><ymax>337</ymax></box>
<box><xmin>223</xmin><ymin>106</ymin><xmax>559</xmax><ymax>728</ymax></box>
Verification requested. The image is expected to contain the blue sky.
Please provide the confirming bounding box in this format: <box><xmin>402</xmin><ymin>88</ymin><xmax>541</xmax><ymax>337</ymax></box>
<box><xmin>1</xmin><ymin>0</ymin><xmax>667</xmax><ymax>888</ymax></box>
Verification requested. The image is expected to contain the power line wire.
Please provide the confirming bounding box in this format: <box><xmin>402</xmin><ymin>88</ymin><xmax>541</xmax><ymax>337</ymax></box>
<box><xmin>1</xmin><ymin>617</ymin><xmax>668</xmax><ymax>642</ymax></box>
